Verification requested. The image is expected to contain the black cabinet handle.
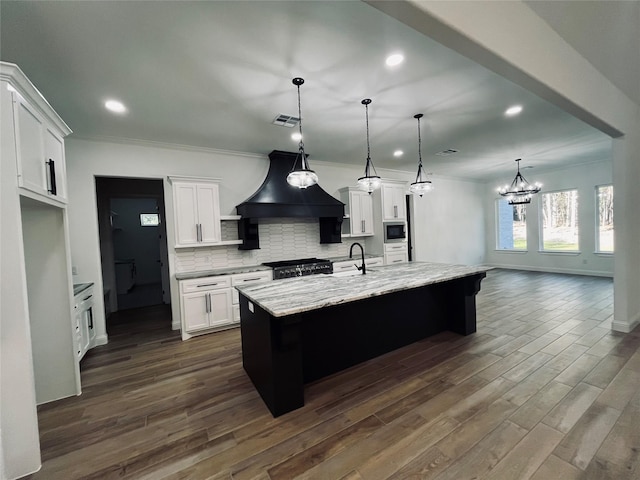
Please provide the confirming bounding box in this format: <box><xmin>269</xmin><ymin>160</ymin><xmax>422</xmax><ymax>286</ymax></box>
<box><xmin>88</xmin><ymin>308</ymin><xmax>93</xmax><ymax>329</ymax></box>
<box><xmin>46</xmin><ymin>159</ymin><xmax>57</xmax><ymax>195</ymax></box>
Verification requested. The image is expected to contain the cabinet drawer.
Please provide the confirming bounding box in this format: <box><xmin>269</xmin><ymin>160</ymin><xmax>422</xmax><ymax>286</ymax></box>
<box><xmin>365</xmin><ymin>257</ymin><xmax>384</xmax><ymax>267</ymax></box>
<box><xmin>231</xmin><ymin>271</ymin><xmax>272</xmax><ymax>304</ymax></box>
<box><xmin>180</xmin><ymin>276</ymin><xmax>231</xmax><ymax>294</ymax></box>
<box><xmin>332</xmin><ymin>260</ymin><xmax>357</xmax><ymax>272</ymax></box>
<box><xmin>384</xmin><ymin>243</ymin><xmax>408</xmax><ymax>253</ymax></box>
<box><xmin>385</xmin><ymin>251</ymin><xmax>408</xmax><ymax>265</ymax></box>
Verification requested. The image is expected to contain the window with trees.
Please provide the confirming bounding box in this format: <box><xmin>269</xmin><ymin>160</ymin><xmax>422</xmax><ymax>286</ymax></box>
<box><xmin>541</xmin><ymin>189</ymin><xmax>579</xmax><ymax>251</ymax></box>
<box><xmin>596</xmin><ymin>185</ymin><xmax>614</xmax><ymax>253</ymax></box>
<box><xmin>496</xmin><ymin>199</ymin><xmax>527</xmax><ymax>250</ymax></box>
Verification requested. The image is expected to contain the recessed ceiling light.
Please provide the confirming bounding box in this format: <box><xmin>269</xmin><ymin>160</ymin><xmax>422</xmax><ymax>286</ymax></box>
<box><xmin>393</xmin><ymin>150</ymin><xmax>403</xmax><ymax>157</ymax></box>
<box><xmin>105</xmin><ymin>99</ymin><xmax>127</xmax><ymax>114</ymax></box>
<box><xmin>505</xmin><ymin>105</ymin><xmax>523</xmax><ymax>116</ymax></box>
<box><xmin>291</xmin><ymin>132</ymin><xmax>302</xmax><ymax>141</ymax></box>
<box><xmin>385</xmin><ymin>53</ymin><xmax>404</xmax><ymax>67</ymax></box>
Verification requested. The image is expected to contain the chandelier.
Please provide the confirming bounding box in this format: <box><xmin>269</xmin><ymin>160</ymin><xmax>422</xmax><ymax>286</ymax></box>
<box><xmin>357</xmin><ymin>98</ymin><xmax>381</xmax><ymax>194</ymax></box>
<box><xmin>286</xmin><ymin>77</ymin><xmax>318</xmax><ymax>189</ymax></box>
<box><xmin>409</xmin><ymin>113</ymin><xmax>433</xmax><ymax>197</ymax></box>
<box><xmin>498</xmin><ymin>158</ymin><xmax>542</xmax><ymax>205</ymax></box>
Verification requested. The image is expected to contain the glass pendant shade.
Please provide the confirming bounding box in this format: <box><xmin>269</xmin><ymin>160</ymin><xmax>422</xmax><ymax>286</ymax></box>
<box><xmin>497</xmin><ymin>159</ymin><xmax>542</xmax><ymax>205</ymax></box>
<box><xmin>409</xmin><ymin>113</ymin><xmax>433</xmax><ymax>197</ymax></box>
<box><xmin>357</xmin><ymin>98</ymin><xmax>381</xmax><ymax>194</ymax></box>
<box><xmin>287</xmin><ymin>77</ymin><xmax>318</xmax><ymax>189</ymax></box>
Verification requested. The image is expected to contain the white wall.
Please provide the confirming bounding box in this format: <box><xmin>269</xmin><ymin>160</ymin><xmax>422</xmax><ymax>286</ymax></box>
<box><xmin>411</xmin><ymin>176</ymin><xmax>486</xmax><ymax>265</ymax></box>
<box><xmin>485</xmin><ymin>159</ymin><xmax>614</xmax><ymax>276</ymax></box>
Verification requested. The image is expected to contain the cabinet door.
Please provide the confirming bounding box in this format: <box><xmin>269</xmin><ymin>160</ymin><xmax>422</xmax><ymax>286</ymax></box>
<box><xmin>196</xmin><ymin>183</ymin><xmax>221</xmax><ymax>244</ymax></box>
<box><xmin>382</xmin><ymin>185</ymin><xmax>406</xmax><ymax>221</ymax></box>
<box><xmin>208</xmin><ymin>289</ymin><xmax>233</xmax><ymax>328</ymax></box>
<box><xmin>13</xmin><ymin>94</ymin><xmax>47</xmax><ymax>195</ymax></box>
<box><xmin>360</xmin><ymin>193</ymin><xmax>374</xmax><ymax>235</ymax></box>
<box><xmin>44</xmin><ymin>126</ymin><xmax>67</xmax><ymax>202</ymax></box>
<box><xmin>182</xmin><ymin>292</ymin><xmax>210</xmax><ymax>331</ymax></box>
<box><xmin>350</xmin><ymin>191</ymin><xmax>374</xmax><ymax>236</ymax></box>
<box><xmin>174</xmin><ymin>183</ymin><xmax>199</xmax><ymax>246</ymax></box>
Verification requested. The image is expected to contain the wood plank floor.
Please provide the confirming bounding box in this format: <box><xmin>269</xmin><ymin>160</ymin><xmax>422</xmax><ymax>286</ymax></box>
<box><xmin>27</xmin><ymin>269</ymin><xmax>640</xmax><ymax>480</ymax></box>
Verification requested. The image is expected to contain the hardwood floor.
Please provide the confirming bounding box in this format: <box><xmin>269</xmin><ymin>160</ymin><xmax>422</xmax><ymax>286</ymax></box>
<box><xmin>28</xmin><ymin>269</ymin><xmax>640</xmax><ymax>479</ymax></box>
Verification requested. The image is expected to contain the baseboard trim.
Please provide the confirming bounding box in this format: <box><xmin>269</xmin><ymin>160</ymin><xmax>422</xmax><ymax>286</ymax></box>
<box><xmin>486</xmin><ymin>263</ymin><xmax>613</xmax><ymax>278</ymax></box>
<box><xmin>612</xmin><ymin>311</ymin><xmax>640</xmax><ymax>333</ymax></box>
<box><xmin>95</xmin><ymin>334</ymin><xmax>108</xmax><ymax>346</ymax></box>
<box><xmin>172</xmin><ymin>321</ymin><xmax>181</xmax><ymax>331</ymax></box>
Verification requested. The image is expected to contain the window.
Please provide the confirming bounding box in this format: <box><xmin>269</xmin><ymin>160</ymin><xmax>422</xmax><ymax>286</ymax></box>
<box><xmin>140</xmin><ymin>213</ymin><xmax>160</xmax><ymax>226</ymax></box>
<box><xmin>596</xmin><ymin>185</ymin><xmax>614</xmax><ymax>253</ymax></box>
<box><xmin>496</xmin><ymin>199</ymin><xmax>527</xmax><ymax>250</ymax></box>
<box><xmin>541</xmin><ymin>189</ymin><xmax>579</xmax><ymax>251</ymax></box>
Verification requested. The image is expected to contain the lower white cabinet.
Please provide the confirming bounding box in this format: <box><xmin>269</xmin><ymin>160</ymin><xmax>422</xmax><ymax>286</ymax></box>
<box><xmin>181</xmin><ymin>276</ymin><xmax>233</xmax><ymax>332</ymax></box>
<box><xmin>333</xmin><ymin>256</ymin><xmax>384</xmax><ymax>273</ymax></box>
<box><xmin>74</xmin><ymin>285</ymin><xmax>96</xmax><ymax>361</ymax></box>
<box><xmin>179</xmin><ymin>270</ymin><xmax>272</xmax><ymax>338</ymax></box>
<box><xmin>384</xmin><ymin>243</ymin><xmax>409</xmax><ymax>265</ymax></box>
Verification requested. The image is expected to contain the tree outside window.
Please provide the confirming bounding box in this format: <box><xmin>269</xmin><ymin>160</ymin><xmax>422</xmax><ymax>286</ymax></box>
<box><xmin>497</xmin><ymin>199</ymin><xmax>527</xmax><ymax>250</ymax></box>
<box><xmin>597</xmin><ymin>185</ymin><xmax>614</xmax><ymax>252</ymax></box>
<box><xmin>541</xmin><ymin>189</ymin><xmax>579</xmax><ymax>251</ymax></box>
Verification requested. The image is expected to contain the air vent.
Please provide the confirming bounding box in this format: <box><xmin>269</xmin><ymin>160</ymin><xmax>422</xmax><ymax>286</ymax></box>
<box><xmin>435</xmin><ymin>149</ymin><xmax>458</xmax><ymax>156</ymax></box>
<box><xmin>272</xmin><ymin>114</ymin><xmax>300</xmax><ymax>128</ymax></box>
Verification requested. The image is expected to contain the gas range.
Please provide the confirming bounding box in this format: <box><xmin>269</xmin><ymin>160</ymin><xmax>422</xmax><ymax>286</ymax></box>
<box><xmin>263</xmin><ymin>258</ymin><xmax>333</xmax><ymax>280</ymax></box>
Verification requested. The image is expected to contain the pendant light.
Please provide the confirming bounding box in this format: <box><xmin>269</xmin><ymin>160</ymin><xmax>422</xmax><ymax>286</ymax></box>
<box><xmin>409</xmin><ymin>113</ymin><xmax>433</xmax><ymax>197</ymax></box>
<box><xmin>498</xmin><ymin>158</ymin><xmax>542</xmax><ymax>204</ymax></box>
<box><xmin>357</xmin><ymin>98</ymin><xmax>381</xmax><ymax>194</ymax></box>
<box><xmin>286</xmin><ymin>77</ymin><xmax>318</xmax><ymax>189</ymax></box>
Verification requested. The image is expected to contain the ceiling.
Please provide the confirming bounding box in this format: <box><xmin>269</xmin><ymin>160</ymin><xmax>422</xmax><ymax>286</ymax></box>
<box><xmin>0</xmin><ymin>1</ymin><xmax>624</xmax><ymax>182</ymax></box>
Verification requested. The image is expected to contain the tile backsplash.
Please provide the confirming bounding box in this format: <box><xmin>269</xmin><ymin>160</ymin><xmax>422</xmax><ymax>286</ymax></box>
<box><xmin>174</xmin><ymin>218</ymin><xmax>352</xmax><ymax>273</ymax></box>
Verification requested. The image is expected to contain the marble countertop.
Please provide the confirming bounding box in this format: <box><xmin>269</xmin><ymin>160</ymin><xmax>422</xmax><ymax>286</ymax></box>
<box><xmin>236</xmin><ymin>262</ymin><xmax>491</xmax><ymax>317</ymax></box>
<box><xmin>175</xmin><ymin>264</ymin><xmax>272</xmax><ymax>280</ymax></box>
<box><xmin>73</xmin><ymin>282</ymin><xmax>94</xmax><ymax>297</ymax></box>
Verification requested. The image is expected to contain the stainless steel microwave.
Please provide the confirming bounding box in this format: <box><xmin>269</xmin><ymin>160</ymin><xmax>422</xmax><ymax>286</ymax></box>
<box><xmin>384</xmin><ymin>222</ymin><xmax>406</xmax><ymax>243</ymax></box>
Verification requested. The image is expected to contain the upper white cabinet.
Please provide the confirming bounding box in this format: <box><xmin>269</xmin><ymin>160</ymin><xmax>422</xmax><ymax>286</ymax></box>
<box><xmin>381</xmin><ymin>183</ymin><xmax>406</xmax><ymax>221</ymax></box>
<box><xmin>171</xmin><ymin>178</ymin><xmax>222</xmax><ymax>247</ymax></box>
<box><xmin>339</xmin><ymin>187</ymin><xmax>374</xmax><ymax>237</ymax></box>
<box><xmin>4</xmin><ymin>64</ymin><xmax>71</xmax><ymax>206</ymax></box>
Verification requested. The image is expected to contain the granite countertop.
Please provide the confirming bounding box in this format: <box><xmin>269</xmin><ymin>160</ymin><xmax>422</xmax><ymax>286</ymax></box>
<box><xmin>73</xmin><ymin>282</ymin><xmax>94</xmax><ymax>296</ymax></box>
<box><xmin>175</xmin><ymin>264</ymin><xmax>272</xmax><ymax>280</ymax></box>
<box><xmin>236</xmin><ymin>262</ymin><xmax>492</xmax><ymax>317</ymax></box>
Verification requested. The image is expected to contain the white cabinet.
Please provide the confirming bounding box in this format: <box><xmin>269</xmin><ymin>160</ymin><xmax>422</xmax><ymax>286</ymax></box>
<box><xmin>12</xmin><ymin>91</ymin><xmax>68</xmax><ymax>204</ymax></box>
<box><xmin>340</xmin><ymin>188</ymin><xmax>374</xmax><ymax>237</ymax></box>
<box><xmin>384</xmin><ymin>243</ymin><xmax>408</xmax><ymax>265</ymax></box>
<box><xmin>180</xmin><ymin>271</ymin><xmax>272</xmax><ymax>338</ymax></box>
<box><xmin>171</xmin><ymin>179</ymin><xmax>222</xmax><ymax>247</ymax></box>
<box><xmin>231</xmin><ymin>271</ymin><xmax>273</xmax><ymax>323</ymax></box>
<box><xmin>74</xmin><ymin>285</ymin><xmax>95</xmax><ymax>361</ymax></box>
<box><xmin>381</xmin><ymin>184</ymin><xmax>406</xmax><ymax>221</ymax></box>
<box><xmin>180</xmin><ymin>276</ymin><xmax>233</xmax><ymax>333</ymax></box>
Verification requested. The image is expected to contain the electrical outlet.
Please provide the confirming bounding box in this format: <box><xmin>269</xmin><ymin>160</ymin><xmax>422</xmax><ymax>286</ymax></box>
<box><xmin>72</xmin><ymin>266</ymin><xmax>78</xmax><ymax>275</ymax></box>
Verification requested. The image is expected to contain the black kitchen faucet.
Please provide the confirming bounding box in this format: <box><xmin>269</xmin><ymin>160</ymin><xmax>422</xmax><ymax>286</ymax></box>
<box><xmin>349</xmin><ymin>242</ymin><xmax>366</xmax><ymax>275</ymax></box>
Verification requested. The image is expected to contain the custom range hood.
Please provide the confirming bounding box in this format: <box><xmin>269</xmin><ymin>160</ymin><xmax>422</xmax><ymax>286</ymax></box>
<box><xmin>236</xmin><ymin>150</ymin><xmax>344</xmax><ymax>250</ymax></box>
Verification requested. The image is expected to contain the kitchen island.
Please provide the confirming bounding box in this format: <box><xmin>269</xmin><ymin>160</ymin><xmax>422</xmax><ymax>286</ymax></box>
<box><xmin>236</xmin><ymin>262</ymin><xmax>489</xmax><ymax>417</ymax></box>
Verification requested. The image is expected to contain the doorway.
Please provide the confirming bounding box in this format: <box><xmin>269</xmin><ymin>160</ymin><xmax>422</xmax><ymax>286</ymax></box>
<box><xmin>95</xmin><ymin>177</ymin><xmax>171</xmax><ymax>331</ymax></box>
